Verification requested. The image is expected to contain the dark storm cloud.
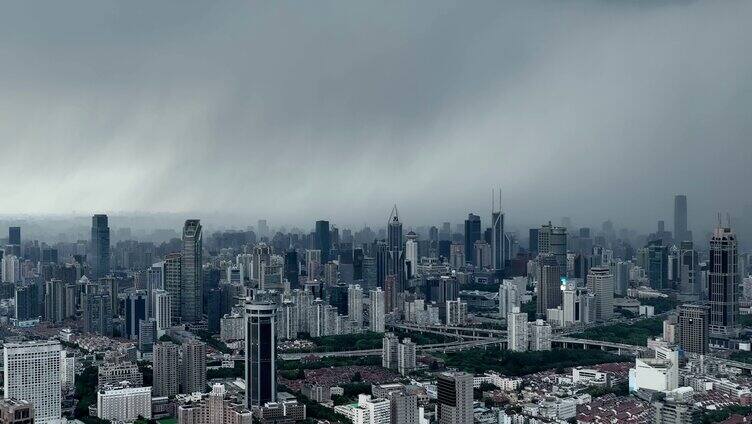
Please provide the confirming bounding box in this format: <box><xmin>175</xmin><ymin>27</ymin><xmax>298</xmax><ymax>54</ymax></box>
<box><xmin>0</xmin><ymin>0</ymin><xmax>750</xmax><ymax>233</ymax></box>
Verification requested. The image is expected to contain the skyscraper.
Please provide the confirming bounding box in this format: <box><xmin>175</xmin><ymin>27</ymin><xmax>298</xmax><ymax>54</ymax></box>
<box><xmin>708</xmin><ymin>226</ymin><xmax>739</xmax><ymax>335</ymax></box>
<box><xmin>3</xmin><ymin>341</ymin><xmax>61</xmax><ymax>424</ymax></box>
<box><xmin>646</xmin><ymin>240</ymin><xmax>669</xmax><ymax>290</ymax></box>
<box><xmin>674</xmin><ymin>195</ymin><xmax>689</xmax><ymax>243</ymax></box>
<box><xmin>538</xmin><ymin>222</ymin><xmax>567</xmax><ymax>268</ymax></box>
<box><xmin>181</xmin><ymin>220</ymin><xmax>203</xmax><ymax>323</ymax></box>
<box><xmin>90</xmin><ymin>214</ymin><xmax>110</xmax><ymax>279</ymax></box>
<box><xmin>587</xmin><ymin>267</ymin><xmax>614</xmax><ymax>321</ymax></box>
<box><xmin>348</xmin><ymin>284</ymin><xmax>364</xmax><ymax>329</ymax></box>
<box><xmin>181</xmin><ymin>340</ymin><xmax>207</xmax><ymax>394</ymax></box>
<box><xmin>677</xmin><ymin>304</ymin><xmax>710</xmax><ymax>356</ymax></box>
<box><xmin>463</xmin><ymin>214</ymin><xmax>481</xmax><ymax>264</ymax></box>
<box><xmin>536</xmin><ymin>254</ymin><xmax>564</xmax><ymax>317</ymax></box>
<box><xmin>152</xmin><ymin>289</ymin><xmax>171</xmax><ymax>337</ymax></box>
<box><xmin>369</xmin><ymin>288</ymin><xmax>385</xmax><ymax>332</ymax></box>
<box><xmin>387</xmin><ymin>206</ymin><xmax>405</xmax><ymax>291</ymax></box>
<box><xmin>507</xmin><ymin>306</ymin><xmax>528</xmax><ymax>352</ymax></box>
<box><xmin>83</xmin><ymin>292</ymin><xmax>113</xmax><ymax>336</ymax></box>
<box><xmin>436</xmin><ymin>372</ymin><xmax>473</xmax><ymax>424</ymax></box>
<box><xmin>245</xmin><ymin>301</ymin><xmax>277</xmax><ymax>408</ymax></box>
<box><xmin>153</xmin><ymin>342</ymin><xmax>180</xmax><ymax>397</ymax></box>
<box><xmin>125</xmin><ymin>291</ymin><xmax>148</xmax><ymax>340</ymax></box>
<box><xmin>315</xmin><ymin>220</ymin><xmax>331</xmax><ymax>264</ymax></box>
<box><xmin>491</xmin><ymin>190</ymin><xmax>505</xmax><ymax>272</ymax></box>
<box><xmin>163</xmin><ymin>252</ymin><xmax>182</xmax><ymax>324</ymax></box>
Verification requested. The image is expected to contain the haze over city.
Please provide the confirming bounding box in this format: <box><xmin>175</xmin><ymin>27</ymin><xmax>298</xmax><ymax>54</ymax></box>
<box><xmin>1</xmin><ymin>0</ymin><xmax>751</xmax><ymax>230</ymax></box>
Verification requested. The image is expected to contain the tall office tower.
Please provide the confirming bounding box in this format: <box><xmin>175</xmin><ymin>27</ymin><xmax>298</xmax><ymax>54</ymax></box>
<box><xmin>463</xmin><ymin>214</ymin><xmax>481</xmax><ymax>264</ymax></box>
<box><xmin>14</xmin><ymin>283</ymin><xmax>40</xmax><ymax>322</ymax></box>
<box><xmin>284</xmin><ymin>249</ymin><xmax>299</xmax><ymax>288</ymax></box>
<box><xmin>8</xmin><ymin>226</ymin><xmax>20</xmax><ymax>246</ymax></box>
<box><xmin>348</xmin><ymin>284</ymin><xmax>364</xmax><ymax>329</ymax></box>
<box><xmin>315</xmin><ymin>220</ymin><xmax>331</xmax><ymax>263</ymax></box>
<box><xmin>252</xmin><ymin>243</ymin><xmax>272</xmax><ymax>282</ymax></box>
<box><xmin>163</xmin><ymin>252</ymin><xmax>182</xmax><ymax>324</ymax></box>
<box><xmin>152</xmin><ymin>290</ymin><xmax>171</xmax><ymax>337</ymax></box>
<box><xmin>181</xmin><ymin>220</ymin><xmax>203</xmax><ymax>323</ymax></box>
<box><xmin>678</xmin><ymin>241</ymin><xmax>699</xmax><ymax>300</ymax></box>
<box><xmin>538</xmin><ymin>222</ymin><xmax>567</xmax><ymax>268</ymax></box>
<box><xmin>397</xmin><ymin>338</ymin><xmax>417</xmax><ymax>375</ymax></box>
<box><xmin>353</xmin><ymin>248</ymin><xmax>364</xmax><ymax>280</ymax></box>
<box><xmin>3</xmin><ymin>341</ymin><xmax>61</xmax><ymax>424</ymax></box>
<box><xmin>708</xmin><ymin>226</ymin><xmax>739</xmax><ymax>335</ymax></box>
<box><xmin>374</xmin><ymin>241</ymin><xmax>388</xmax><ymax>288</ymax></box>
<box><xmin>382</xmin><ymin>332</ymin><xmax>399</xmax><ymax>369</ymax></box>
<box><xmin>206</xmin><ymin>288</ymin><xmax>222</xmax><ymax>334</ymax></box>
<box><xmin>384</xmin><ymin>275</ymin><xmax>398</xmax><ymax>313</ymax></box>
<box><xmin>613</xmin><ymin>261</ymin><xmax>629</xmax><ymax>297</ymax></box>
<box><xmin>83</xmin><ymin>292</ymin><xmax>113</xmax><ymax>336</ymax></box>
<box><xmin>181</xmin><ymin>340</ymin><xmax>207</xmax><ymax>394</ymax></box>
<box><xmin>436</xmin><ymin>372</ymin><xmax>473</xmax><ymax>424</ymax></box>
<box><xmin>153</xmin><ymin>342</ymin><xmax>180</xmax><ymax>397</ymax></box>
<box><xmin>44</xmin><ymin>279</ymin><xmax>67</xmax><ymax>323</ymax></box>
<box><xmin>277</xmin><ymin>300</ymin><xmax>298</xmax><ymax>340</ymax></box>
<box><xmin>674</xmin><ymin>195</ymin><xmax>689</xmax><ymax>243</ymax></box>
<box><xmin>369</xmin><ymin>288</ymin><xmax>385</xmax><ymax>332</ymax></box>
<box><xmin>405</xmin><ymin>232</ymin><xmax>418</xmax><ymax>279</ymax></box>
<box><xmin>677</xmin><ymin>304</ymin><xmax>710</xmax><ymax>355</ymax></box>
<box><xmin>138</xmin><ymin>318</ymin><xmax>157</xmax><ymax>353</ymax></box>
<box><xmin>587</xmin><ymin>267</ymin><xmax>614</xmax><ymax>321</ymax></box>
<box><xmin>528</xmin><ymin>319</ymin><xmax>552</xmax><ymax>351</ymax></box>
<box><xmin>491</xmin><ymin>190</ymin><xmax>505</xmax><ymax>272</ymax></box>
<box><xmin>148</xmin><ymin>261</ymin><xmax>165</xmax><ymax>292</ymax></box>
<box><xmin>498</xmin><ymin>280</ymin><xmax>520</xmax><ymax>317</ymax></box>
<box><xmin>245</xmin><ymin>301</ymin><xmax>277</xmax><ymax>408</ymax></box>
<box><xmin>528</xmin><ymin>228</ymin><xmax>539</xmax><ymax>256</ymax></box>
<box><xmin>507</xmin><ymin>306</ymin><xmax>529</xmax><ymax>352</ymax></box>
<box><xmin>1</xmin><ymin>255</ymin><xmax>20</xmax><ymax>283</ymax></box>
<box><xmin>125</xmin><ymin>291</ymin><xmax>148</xmax><ymax>340</ymax></box>
<box><xmin>536</xmin><ymin>254</ymin><xmax>564</xmax><ymax>317</ymax></box>
<box><xmin>90</xmin><ymin>214</ymin><xmax>111</xmax><ymax>279</ymax></box>
<box><xmin>305</xmin><ymin>249</ymin><xmax>322</xmax><ymax>280</ymax></box>
<box><xmin>387</xmin><ymin>207</ymin><xmax>405</xmax><ymax>290</ymax></box>
<box><xmin>646</xmin><ymin>239</ymin><xmax>669</xmax><ymax>290</ymax></box>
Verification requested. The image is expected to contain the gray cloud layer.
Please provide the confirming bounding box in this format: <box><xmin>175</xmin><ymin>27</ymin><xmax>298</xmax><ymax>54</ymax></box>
<box><xmin>0</xmin><ymin>0</ymin><xmax>750</xmax><ymax>232</ymax></box>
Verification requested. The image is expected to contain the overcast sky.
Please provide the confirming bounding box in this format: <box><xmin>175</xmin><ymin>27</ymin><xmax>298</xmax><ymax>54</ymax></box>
<box><xmin>0</xmin><ymin>0</ymin><xmax>750</xmax><ymax>232</ymax></box>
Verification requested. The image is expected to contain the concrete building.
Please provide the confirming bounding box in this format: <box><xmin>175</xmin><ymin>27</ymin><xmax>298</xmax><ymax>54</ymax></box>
<box><xmin>677</xmin><ymin>304</ymin><xmax>710</xmax><ymax>356</ymax></box>
<box><xmin>176</xmin><ymin>384</ymin><xmax>253</xmax><ymax>424</ymax></box>
<box><xmin>181</xmin><ymin>340</ymin><xmax>207</xmax><ymax>394</ymax></box>
<box><xmin>152</xmin><ymin>290</ymin><xmax>172</xmax><ymax>337</ymax></box>
<box><xmin>97</xmin><ymin>384</ymin><xmax>152</xmax><ymax>423</ymax></box>
<box><xmin>436</xmin><ymin>372</ymin><xmax>473</xmax><ymax>424</ymax></box>
<box><xmin>0</xmin><ymin>399</ymin><xmax>33</xmax><ymax>424</ymax></box>
<box><xmin>153</xmin><ymin>342</ymin><xmax>180</xmax><ymax>397</ymax></box>
<box><xmin>370</xmin><ymin>288</ymin><xmax>385</xmax><ymax>332</ymax></box>
<box><xmin>445</xmin><ymin>299</ymin><xmax>467</xmax><ymax>326</ymax></box>
<box><xmin>3</xmin><ymin>341</ymin><xmax>61</xmax><ymax>424</ymax></box>
<box><xmin>397</xmin><ymin>338</ymin><xmax>416</xmax><ymax>375</ymax></box>
<box><xmin>528</xmin><ymin>319</ymin><xmax>552</xmax><ymax>351</ymax></box>
<box><xmin>587</xmin><ymin>267</ymin><xmax>614</xmax><ymax>321</ymax></box>
<box><xmin>181</xmin><ymin>220</ymin><xmax>203</xmax><ymax>322</ymax></box>
<box><xmin>507</xmin><ymin>306</ymin><xmax>528</xmax><ymax>352</ymax></box>
<box><xmin>98</xmin><ymin>361</ymin><xmax>143</xmax><ymax>388</ymax></box>
<box><xmin>335</xmin><ymin>394</ymin><xmax>391</xmax><ymax>424</ymax></box>
<box><xmin>348</xmin><ymin>284</ymin><xmax>364</xmax><ymax>329</ymax></box>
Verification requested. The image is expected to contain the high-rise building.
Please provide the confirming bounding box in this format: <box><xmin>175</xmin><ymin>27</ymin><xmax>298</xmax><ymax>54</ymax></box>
<box><xmin>587</xmin><ymin>267</ymin><xmax>614</xmax><ymax>321</ymax></box>
<box><xmin>153</xmin><ymin>342</ymin><xmax>180</xmax><ymax>398</ymax></box>
<box><xmin>181</xmin><ymin>340</ymin><xmax>207</xmax><ymax>394</ymax></box>
<box><xmin>284</xmin><ymin>249</ymin><xmax>299</xmax><ymax>289</ymax></box>
<box><xmin>491</xmin><ymin>190</ymin><xmax>505</xmax><ymax>272</ymax></box>
<box><xmin>348</xmin><ymin>284</ymin><xmax>364</xmax><ymax>329</ymax></box>
<box><xmin>507</xmin><ymin>306</ymin><xmax>528</xmax><ymax>352</ymax></box>
<box><xmin>8</xmin><ymin>226</ymin><xmax>20</xmax><ymax>246</ymax></box>
<box><xmin>90</xmin><ymin>214</ymin><xmax>111</xmax><ymax>279</ymax></box>
<box><xmin>674</xmin><ymin>195</ymin><xmax>690</xmax><ymax>243</ymax></box>
<box><xmin>245</xmin><ymin>301</ymin><xmax>277</xmax><ymax>408</ymax></box>
<box><xmin>436</xmin><ymin>372</ymin><xmax>473</xmax><ymax>424</ymax></box>
<box><xmin>382</xmin><ymin>332</ymin><xmax>399</xmax><ymax>370</ymax></box>
<box><xmin>677</xmin><ymin>304</ymin><xmax>710</xmax><ymax>356</ymax></box>
<box><xmin>369</xmin><ymin>288</ymin><xmax>385</xmax><ymax>332</ymax></box>
<box><xmin>708</xmin><ymin>226</ymin><xmax>739</xmax><ymax>335</ymax></box>
<box><xmin>163</xmin><ymin>252</ymin><xmax>182</xmax><ymax>324</ymax></box>
<box><xmin>83</xmin><ymin>292</ymin><xmax>113</xmax><ymax>336</ymax></box>
<box><xmin>3</xmin><ymin>341</ymin><xmax>61</xmax><ymax>424</ymax></box>
<box><xmin>528</xmin><ymin>319</ymin><xmax>552</xmax><ymax>351</ymax></box>
<box><xmin>315</xmin><ymin>220</ymin><xmax>331</xmax><ymax>264</ymax></box>
<box><xmin>498</xmin><ymin>280</ymin><xmax>520</xmax><ymax>317</ymax></box>
<box><xmin>445</xmin><ymin>299</ymin><xmax>467</xmax><ymax>326</ymax></box>
<box><xmin>651</xmin><ymin>397</ymin><xmax>701</xmax><ymax>424</ymax></box>
<box><xmin>397</xmin><ymin>338</ymin><xmax>416</xmax><ymax>375</ymax></box>
<box><xmin>405</xmin><ymin>232</ymin><xmax>418</xmax><ymax>279</ymax></box>
<box><xmin>181</xmin><ymin>220</ymin><xmax>203</xmax><ymax>323</ymax></box>
<box><xmin>14</xmin><ymin>283</ymin><xmax>41</xmax><ymax>322</ymax></box>
<box><xmin>562</xmin><ymin>285</ymin><xmax>593</xmax><ymax>326</ymax></box>
<box><xmin>138</xmin><ymin>318</ymin><xmax>157</xmax><ymax>353</ymax></box>
<box><xmin>125</xmin><ymin>291</ymin><xmax>148</xmax><ymax>340</ymax></box>
<box><xmin>538</xmin><ymin>222</ymin><xmax>567</xmax><ymax>267</ymax></box>
<box><xmin>647</xmin><ymin>240</ymin><xmax>669</xmax><ymax>290</ymax></box>
<box><xmin>387</xmin><ymin>207</ymin><xmax>405</xmax><ymax>291</ymax></box>
<box><xmin>537</xmin><ymin>254</ymin><xmax>564</xmax><ymax>317</ymax></box>
<box><xmin>464</xmin><ymin>214</ymin><xmax>481</xmax><ymax>264</ymax></box>
<box><xmin>678</xmin><ymin>241</ymin><xmax>700</xmax><ymax>300</ymax></box>
<box><xmin>528</xmin><ymin>228</ymin><xmax>539</xmax><ymax>256</ymax></box>
<box><xmin>152</xmin><ymin>289</ymin><xmax>171</xmax><ymax>337</ymax></box>
<box><xmin>97</xmin><ymin>385</ymin><xmax>152</xmax><ymax>423</ymax></box>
